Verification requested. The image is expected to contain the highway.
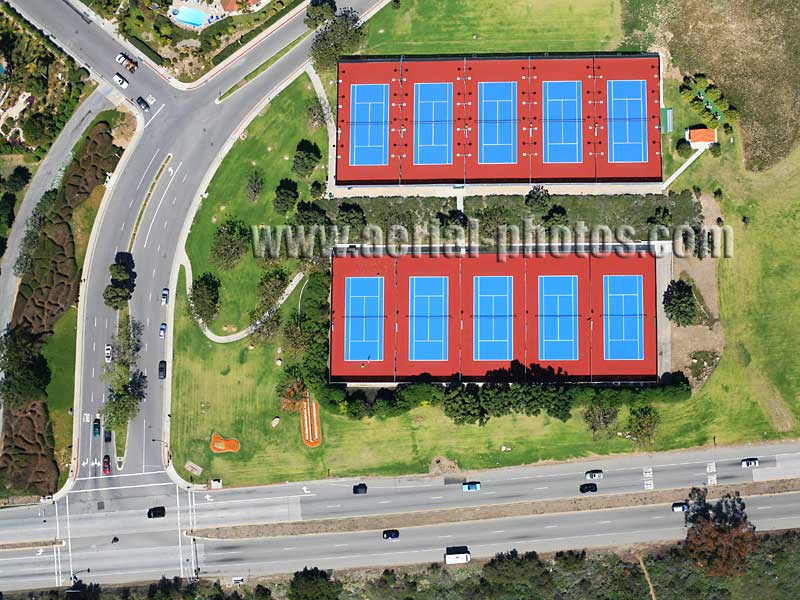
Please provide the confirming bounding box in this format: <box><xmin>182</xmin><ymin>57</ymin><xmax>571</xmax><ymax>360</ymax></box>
<box><xmin>2</xmin><ymin>0</ymin><xmax>800</xmax><ymax>592</ymax></box>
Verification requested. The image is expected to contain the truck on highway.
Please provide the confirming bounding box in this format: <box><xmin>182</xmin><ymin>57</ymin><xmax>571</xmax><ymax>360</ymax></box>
<box><xmin>444</xmin><ymin>546</ymin><xmax>471</xmax><ymax>565</ymax></box>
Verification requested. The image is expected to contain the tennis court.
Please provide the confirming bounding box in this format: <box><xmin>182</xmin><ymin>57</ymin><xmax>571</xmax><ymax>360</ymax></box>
<box><xmin>473</xmin><ymin>276</ymin><xmax>514</xmax><ymax>361</ymax></box>
<box><xmin>607</xmin><ymin>80</ymin><xmax>648</xmax><ymax>163</ymax></box>
<box><xmin>538</xmin><ymin>275</ymin><xmax>579</xmax><ymax>361</ymax></box>
<box><xmin>603</xmin><ymin>274</ymin><xmax>644</xmax><ymax>360</ymax></box>
<box><xmin>478</xmin><ymin>81</ymin><xmax>517</xmax><ymax>164</ymax></box>
<box><xmin>349</xmin><ymin>83</ymin><xmax>390</xmax><ymax>166</ymax></box>
<box><xmin>543</xmin><ymin>81</ymin><xmax>583</xmax><ymax>164</ymax></box>
<box><xmin>344</xmin><ymin>276</ymin><xmax>384</xmax><ymax>361</ymax></box>
<box><xmin>414</xmin><ymin>83</ymin><xmax>453</xmax><ymax>165</ymax></box>
<box><xmin>409</xmin><ymin>276</ymin><xmax>449</xmax><ymax>361</ymax></box>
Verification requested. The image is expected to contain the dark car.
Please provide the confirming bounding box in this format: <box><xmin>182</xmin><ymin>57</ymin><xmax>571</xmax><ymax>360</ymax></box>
<box><xmin>147</xmin><ymin>506</ymin><xmax>166</xmax><ymax>518</ymax></box>
<box><xmin>102</xmin><ymin>455</ymin><xmax>111</xmax><ymax>475</ymax></box>
<box><xmin>158</xmin><ymin>360</ymin><xmax>167</xmax><ymax>379</ymax></box>
<box><xmin>352</xmin><ymin>483</ymin><xmax>368</xmax><ymax>495</ymax></box>
<box><xmin>92</xmin><ymin>418</ymin><xmax>101</xmax><ymax>437</ymax></box>
<box><xmin>382</xmin><ymin>529</ymin><xmax>399</xmax><ymax>539</ymax></box>
<box><xmin>579</xmin><ymin>483</ymin><xmax>598</xmax><ymax>494</ymax></box>
<box><xmin>136</xmin><ymin>96</ymin><xmax>150</xmax><ymax>112</ymax></box>
<box><xmin>104</xmin><ymin>429</ymin><xmax>112</xmax><ymax>443</ymax></box>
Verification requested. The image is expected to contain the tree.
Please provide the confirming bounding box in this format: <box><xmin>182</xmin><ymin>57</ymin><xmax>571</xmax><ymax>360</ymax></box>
<box><xmin>293</xmin><ymin>201</ymin><xmax>331</xmax><ymax>229</ymax></box>
<box><xmin>250</xmin><ymin>268</ymin><xmax>289</xmax><ymax>343</ymax></box>
<box><xmin>103</xmin><ymin>256</ymin><xmax>136</xmax><ymax>310</ymax></box>
<box><xmin>524</xmin><ymin>185</ymin><xmax>551</xmax><ymax>213</ymax></box>
<box><xmin>310</xmin><ymin>8</ymin><xmax>365</xmax><ymax>71</ymax></box>
<box><xmin>304</xmin><ymin>0</ymin><xmax>336</xmax><ymax>28</ymax></box>
<box><xmin>210</xmin><ymin>218</ymin><xmax>251</xmax><ymax>269</ymax></box>
<box><xmin>306</xmin><ymin>97</ymin><xmax>328</xmax><ymax>128</ymax></box>
<box><xmin>288</xmin><ymin>567</ymin><xmax>342</xmax><ymax>600</ymax></box>
<box><xmin>709</xmin><ymin>142</ymin><xmax>722</xmax><ymax>157</ymax></box>
<box><xmin>676</xmin><ymin>138</ymin><xmax>693</xmax><ymax>158</ymax></box>
<box><xmin>442</xmin><ymin>383</ymin><xmax>487</xmax><ymax>425</ymax></box>
<box><xmin>663</xmin><ymin>279</ymin><xmax>698</xmax><ymax>326</ymax></box>
<box><xmin>583</xmin><ymin>391</ymin><xmax>620</xmax><ymax>439</ymax></box>
<box><xmin>101</xmin><ymin>369</ymin><xmax>147</xmax><ymax>431</ymax></box>
<box><xmin>292</xmin><ymin>139</ymin><xmax>323</xmax><ymax>177</ymax></box>
<box><xmin>647</xmin><ymin>205</ymin><xmax>672</xmax><ymax>228</ymax></box>
<box><xmin>336</xmin><ymin>202</ymin><xmax>366</xmax><ymax>239</ymax></box>
<box><xmin>188</xmin><ymin>272</ymin><xmax>221</xmax><ymax>324</ymax></box>
<box><xmin>479</xmin><ymin>549</ymin><xmax>552</xmax><ymax>597</ymax></box>
<box><xmin>693</xmin><ymin>73</ymin><xmax>709</xmax><ymax>90</ymax></box>
<box><xmin>103</xmin><ymin>284</ymin><xmax>131</xmax><ymax>310</ymax></box>
<box><xmin>111</xmin><ymin>317</ymin><xmax>143</xmax><ymax>366</ymax></box>
<box><xmin>246</xmin><ymin>169</ymin><xmax>264</xmax><ymax>202</ymax></box>
<box><xmin>274</xmin><ymin>178</ymin><xmax>299</xmax><ymax>214</ymax></box>
<box><xmin>252</xmin><ymin>585</ymin><xmax>273</xmax><ymax>600</ymax></box>
<box><xmin>0</xmin><ymin>327</ymin><xmax>51</xmax><ymax>409</ymax></box>
<box><xmin>627</xmin><ymin>404</ymin><xmax>660</xmax><ymax>444</ymax></box>
<box><xmin>704</xmin><ymin>85</ymin><xmax>722</xmax><ymax>102</ymax></box>
<box><xmin>541</xmin><ymin>204</ymin><xmax>569</xmax><ymax>229</ymax></box>
<box><xmin>4</xmin><ymin>166</ymin><xmax>31</xmax><ymax>192</ymax></box>
<box><xmin>684</xmin><ymin>487</ymin><xmax>756</xmax><ymax>576</ymax></box>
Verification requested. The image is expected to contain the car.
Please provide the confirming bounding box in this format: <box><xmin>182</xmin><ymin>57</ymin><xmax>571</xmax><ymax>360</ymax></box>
<box><xmin>382</xmin><ymin>529</ymin><xmax>400</xmax><ymax>539</ymax></box>
<box><xmin>104</xmin><ymin>429</ymin><xmax>112</xmax><ymax>443</ymax></box>
<box><xmin>462</xmin><ymin>481</ymin><xmax>481</xmax><ymax>492</ymax></box>
<box><xmin>112</xmin><ymin>73</ymin><xmax>129</xmax><ymax>89</ymax></box>
<box><xmin>579</xmin><ymin>483</ymin><xmax>598</xmax><ymax>494</ymax></box>
<box><xmin>104</xmin><ymin>344</ymin><xmax>112</xmax><ymax>364</ymax></box>
<box><xmin>136</xmin><ymin>96</ymin><xmax>150</xmax><ymax>112</ymax></box>
<box><xmin>115</xmin><ymin>52</ymin><xmax>138</xmax><ymax>73</ymax></box>
<box><xmin>159</xmin><ymin>323</ymin><xmax>167</xmax><ymax>339</ymax></box>
<box><xmin>672</xmin><ymin>502</ymin><xmax>689</xmax><ymax>512</ymax></box>
<box><xmin>102</xmin><ymin>455</ymin><xmax>111</xmax><ymax>475</ymax></box>
<box><xmin>741</xmin><ymin>458</ymin><xmax>759</xmax><ymax>468</ymax></box>
<box><xmin>161</xmin><ymin>287</ymin><xmax>169</xmax><ymax>305</ymax></box>
<box><xmin>585</xmin><ymin>469</ymin><xmax>604</xmax><ymax>480</ymax></box>
<box><xmin>352</xmin><ymin>483</ymin><xmax>367</xmax><ymax>494</ymax></box>
<box><xmin>147</xmin><ymin>506</ymin><xmax>166</xmax><ymax>518</ymax></box>
<box><xmin>92</xmin><ymin>418</ymin><xmax>101</xmax><ymax>437</ymax></box>
<box><xmin>158</xmin><ymin>360</ymin><xmax>167</xmax><ymax>380</ymax></box>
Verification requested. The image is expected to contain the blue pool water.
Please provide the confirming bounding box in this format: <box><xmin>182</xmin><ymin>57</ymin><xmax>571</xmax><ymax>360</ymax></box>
<box><xmin>174</xmin><ymin>6</ymin><xmax>206</xmax><ymax>27</ymax></box>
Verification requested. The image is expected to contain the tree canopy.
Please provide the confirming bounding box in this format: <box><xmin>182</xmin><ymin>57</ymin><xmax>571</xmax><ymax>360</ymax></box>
<box><xmin>0</xmin><ymin>327</ymin><xmax>51</xmax><ymax>409</ymax></box>
<box><xmin>310</xmin><ymin>8</ymin><xmax>364</xmax><ymax>71</ymax></box>
<box><xmin>663</xmin><ymin>279</ymin><xmax>698</xmax><ymax>326</ymax></box>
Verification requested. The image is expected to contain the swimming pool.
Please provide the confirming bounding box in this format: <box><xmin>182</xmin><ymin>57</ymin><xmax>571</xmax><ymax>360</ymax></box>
<box><xmin>174</xmin><ymin>6</ymin><xmax>206</xmax><ymax>27</ymax></box>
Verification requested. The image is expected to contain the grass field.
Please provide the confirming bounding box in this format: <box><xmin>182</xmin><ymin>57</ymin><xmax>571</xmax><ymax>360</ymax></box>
<box><xmin>185</xmin><ymin>74</ymin><xmax>323</xmax><ymax>333</ymax></box>
<box><xmin>364</xmin><ymin>0</ymin><xmax>623</xmax><ymax>55</ymax></box>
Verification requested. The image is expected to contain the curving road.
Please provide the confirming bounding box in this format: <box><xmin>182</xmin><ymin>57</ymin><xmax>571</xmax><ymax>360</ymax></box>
<box><xmin>2</xmin><ymin>0</ymin><xmax>800</xmax><ymax>593</ymax></box>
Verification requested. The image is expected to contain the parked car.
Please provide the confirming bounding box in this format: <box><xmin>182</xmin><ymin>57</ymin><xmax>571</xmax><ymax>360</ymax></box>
<box><xmin>462</xmin><ymin>481</ymin><xmax>481</xmax><ymax>492</ymax></box>
<box><xmin>104</xmin><ymin>429</ymin><xmax>112</xmax><ymax>443</ymax></box>
<box><xmin>161</xmin><ymin>287</ymin><xmax>169</xmax><ymax>305</ymax></box>
<box><xmin>104</xmin><ymin>344</ymin><xmax>112</xmax><ymax>364</ymax></box>
<box><xmin>158</xmin><ymin>360</ymin><xmax>167</xmax><ymax>380</ymax></box>
<box><xmin>115</xmin><ymin>52</ymin><xmax>138</xmax><ymax>72</ymax></box>
<box><xmin>102</xmin><ymin>455</ymin><xmax>111</xmax><ymax>475</ymax></box>
<box><xmin>136</xmin><ymin>96</ymin><xmax>150</xmax><ymax>112</ymax></box>
<box><xmin>741</xmin><ymin>458</ymin><xmax>759</xmax><ymax>468</ymax></box>
<box><xmin>382</xmin><ymin>529</ymin><xmax>399</xmax><ymax>539</ymax></box>
<box><xmin>159</xmin><ymin>323</ymin><xmax>167</xmax><ymax>339</ymax></box>
<box><xmin>444</xmin><ymin>546</ymin><xmax>471</xmax><ymax>565</ymax></box>
<box><xmin>92</xmin><ymin>418</ymin><xmax>101</xmax><ymax>437</ymax></box>
<box><xmin>672</xmin><ymin>502</ymin><xmax>689</xmax><ymax>512</ymax></box>
<box><xmin>147</xmin><ymin>506</ymin><xmax>166</xmax><ymax>518</ymax></box>
<box><xmin>584</xmin><ymin>469</ymin><xmax>604</xmax><ymax>480</ymax></box>
<box><xmin>579</xmin><ymin>483</ymin><xmax>598</xmax><ymax>494</ymax></box>
<box><xmin>352</xmin><ymin>483</ymin><xmax>368</xmax><ymax>494</ymax></box>
<box><xmin>112</xmin><ymin>73</ymin><xmax>129</xmax><ymax>89</ymax></box>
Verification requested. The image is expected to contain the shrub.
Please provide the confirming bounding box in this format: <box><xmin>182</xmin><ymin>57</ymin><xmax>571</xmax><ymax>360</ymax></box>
<box><xmin>676</xmin><ymin>138</ymin><xmax>693</xmax><ymax>158</ymax></box>
<box><xmin>304</xmin><ymin>0</ymin><xmax>336</xmax><ymax>28</ymax></box>
<box><xmin>693</xmin><ymin>73</ymin><xmax>708</xmax><ymax>90</ymax></box>
<box><xmin>210</xmin><ymin>218</ymin><xmax>251</xmax><ymax>269</ymax></box>
<box><xmin>274</xmin><ymin>178</ymin><xmax>299</xmax><ymax>214</ymax></box>
<box><xmin>292</xmin><ymin>139</ymin><xmax>323</xmax><ymax>177</ymax></box>
<box><xmin>188</xmin><ymin>272</ymin><xmax>221</xmax><ymax>324</ymax></box>
<box><xmin>709</xmin><ymin>142</ymin><xmax>722</xmax><ymax>157</ymax></box>
<box><xmin>663</xmin><ymin>279</ymin><xmax>698</xmax><ymax>326</ymax></box>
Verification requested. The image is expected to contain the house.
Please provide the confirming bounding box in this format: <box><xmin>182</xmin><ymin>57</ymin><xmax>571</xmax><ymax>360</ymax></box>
<box><xmin>221</xmin><ymin>0</ymin><xmax>258</xmax><ymax>12</ymax></box>
<box><xmin>686</xmin><ymin>126</ymin><xmax>717</xmax><ymax>149</ymax></box>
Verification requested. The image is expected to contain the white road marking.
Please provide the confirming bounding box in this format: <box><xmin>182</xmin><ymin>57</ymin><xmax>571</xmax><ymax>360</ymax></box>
<box><xmin>430</xmin><ymin>496</ymin><xmax>443</xmax><ymax>500</ymax></box>
<box><xmin>437</xmin><ymin>535</ymin><xmax>452</xmax><ymax>539</ymax></box>
<box><xmin>651</xmin><ymin>516</ymin><xmax>665</xmax><ymax>519</ymax></box>
<box><xmin>485</xmin><ymin>491</ymin><xmax>497</xmax><ymax>495</ymax></box>
<box><xmin>196</xmin><ymin>493</ymin><xmax>316</xmax><ymax>507</ymax></box>
<box><xmin>176</xmin><ymin>485</ymin><xmax>185</xmax><ymax>578</ymax></box>
<box><xmin>535</xmin><ymin>486</ymin><xmax>549</xmax><ymax>490</ymax></box>
<box><xmin>69</xmin><ymin>481</ymin><xmax>174</xmax><ymax>493</ymax></box>
<box><xmin>493</xmin><ymin>530</ymin><xmax>505</xmax><ymax>534</ymax></box>
<box><xmin>757</xmin><ymin>506</ymin><xmax>773</xmax><ymax>510</ymax></box>
<box><xmin>334</xmin><ymin>544</ymin><xmax>347</xmax><ymax>547</ymax></box>
<box><xmin>143</xmin><ymin>103</ymin><xmax>166</xmax><ymax>130</ymax></box>
<box><xmin>143</xmin><ymin>162</ymin><xmax>181</xmax><ymax>248</ymax></box>
<box><xmin>378</xmin><ymin>500</ymin><xmax>392</xmax><ymax>504</ymax></box>
<box><xmin>598</xmin><ymin>520</ymin><xmax>613</xmax><ymax>524</ymax></box>
<box><xmin>326</xmin><ymin>505</ymin><xmax>341</xmax><ymax>508</ymax></box>
<box><xmin>136</xmin><ymin>148</ymin><xmax>161</xmax><ymax>191</ymax></box>
<box><xmin>76</xmin><ymin>470</ymin><xmax>165</xmax><ymax>481</ymax></box>
<box><xmin>544</xmin><ymin>525</ymin><xmax>558</xmax><ymax>529</ymax></box>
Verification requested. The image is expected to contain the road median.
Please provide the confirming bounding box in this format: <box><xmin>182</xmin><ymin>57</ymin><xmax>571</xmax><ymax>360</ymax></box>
<box><xmin>190</xmin><ymin>478</ymin><xmax>800</xmax><ymax>540</ymax></box>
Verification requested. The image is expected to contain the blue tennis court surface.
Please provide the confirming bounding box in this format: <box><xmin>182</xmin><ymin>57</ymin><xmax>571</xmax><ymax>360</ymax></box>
<box><xmin>478</xmin><ymin>82</ymin><xmax>517</xmax><ymax>164</ymax></box>
<box><xmin>607</xmin><ymin>80</ymin><xmax>648</xmax><ymax>163</ymax></box>
<box><xmin>349</xmin><ymin>84</ymin><xmax>389</xmax><ymax>166</ymax></box>
<box><xmin>538</xmin><ymin>275</ymin><xmax>579</xmax><ymax>360</ymax></box>
<box><xmin>414</xmin><ymin>83</ymin><xmax>453</xmax><ymax>165</ymax></box>
<box><xmin>473</xmin><ymin>276</ymin><xmax>514</xmax><ymax>361</ymax></box>
<box><xmin>603</xmin><ymin>275</ymin><xmax>644</xmax><ymax>360</ymax></box>
<box><xmin>543</xmin><ymin>81</ymin><xmax>583</xmax><ymax>164</ymax></box>
<box><xmin>409</xmin><ymin>276</ymin><xmax>449</xmax><ymax>361</ymax></box>
<box><xmin>344</xmin><ymin>277</ymin><xmax>384</xmax><ymax>361</ymax></box>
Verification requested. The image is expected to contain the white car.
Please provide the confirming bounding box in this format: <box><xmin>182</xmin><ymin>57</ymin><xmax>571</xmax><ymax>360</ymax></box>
<box><xmin>104</xmin><ymin>344</ymin><xmax>112</xmax><ymax>364</ymax></box>
<box><xmin>159</xmin><ymin>323</ymin><xmax>167</xmax><ymax>339</ymax></box>
<box><xmin>741</xmin><ymin>458</ymin><xmax>759</xmax><ymax>468</ymax></box>
<box><xmin>161</xmin><ymin>288</ymin><xmax>169</xmax><ymax>305</ymax></box>
<box><xmin>584</xmin><ymin>469</ymin><xmax>604</xmax><ymax>480</ymax></box>
<box><xmin>113</xmin><ymin>73</ymin><xmax>129</xmax><ymax>89</ymax></box>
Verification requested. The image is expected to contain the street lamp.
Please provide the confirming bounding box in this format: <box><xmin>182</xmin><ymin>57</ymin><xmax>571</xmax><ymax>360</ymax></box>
<box><xmin>151</xmin><ymin>438</ymin><xmax>172</xmax><ymax>465</ymax></box>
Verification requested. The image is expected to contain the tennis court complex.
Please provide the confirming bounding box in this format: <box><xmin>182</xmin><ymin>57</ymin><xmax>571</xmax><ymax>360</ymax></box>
<box><xmin>336</xmin><ymin>54</ymin><xmax>662</xmax><ymax>184</ymax></box>
<box><xmin>331</xmin><ymin>251</ymin><xmax>658</xmax><ymax>382</ymax></box>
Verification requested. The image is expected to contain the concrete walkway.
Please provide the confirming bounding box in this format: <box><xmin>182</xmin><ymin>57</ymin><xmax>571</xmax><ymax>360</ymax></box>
<box><xmin>305</xmin><ymin>64</ymin><xmax>337</xmax><ymax>195</ymax></box>
<box><xmin>179</xmin><ymin>250</ymin><xmax>304</xmax><ymax>343</ymax></box>
<box><xmin>662</xmin><ymin>148</ymin><xmax>706</xmax><ymax>190</ymax></box>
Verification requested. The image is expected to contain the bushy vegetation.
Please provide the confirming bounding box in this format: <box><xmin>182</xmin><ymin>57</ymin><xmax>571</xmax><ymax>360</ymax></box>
<box><xmin>663</xmin><ymin>279</ymin><xmax>699</xmax><ymax>327</ymax></box>
<box><xmin>310</xmin><ymin>7</ymin><xmax>365</xmax><ymax>71</ymax></box>
<box><xmin>101</xmin><ymin>315</ymin><xmax>147</xmax><ymax>432</ymax></box>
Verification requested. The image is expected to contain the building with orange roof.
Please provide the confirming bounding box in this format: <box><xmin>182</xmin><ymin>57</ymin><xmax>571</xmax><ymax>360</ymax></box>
<box><xmin>686</xmin><ymin>126</ymin><xmax>717</xmax><ymax>149</ymax></box>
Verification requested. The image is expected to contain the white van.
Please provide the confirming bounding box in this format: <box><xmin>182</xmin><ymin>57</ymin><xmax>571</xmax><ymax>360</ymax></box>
<box><xmin>444</xmin><ymin>546</ymin><xmax>471</xmax><ymax>565</ymax></box>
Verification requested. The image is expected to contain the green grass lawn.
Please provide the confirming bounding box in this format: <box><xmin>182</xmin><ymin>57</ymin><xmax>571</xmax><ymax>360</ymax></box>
<box><xmin>363</xmin><ymin>0</ymin><xmax>623</xmax><ymax>55</ymax></box>
<box><xmin>41</xmin><ymin>306</ymin><xmax>77</xmax><ymax>488</ymax></box>
<box><xmin>185</xmin><ymin>74</ymin><xmax>324</xmax><ymax>333</ymax></box>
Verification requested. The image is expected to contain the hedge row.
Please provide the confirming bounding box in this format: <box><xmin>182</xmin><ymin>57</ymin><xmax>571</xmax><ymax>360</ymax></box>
<box><xmin>129</xmin><ymin>36</ymin><xmax>164</xmax><ymax>66</ymax></box>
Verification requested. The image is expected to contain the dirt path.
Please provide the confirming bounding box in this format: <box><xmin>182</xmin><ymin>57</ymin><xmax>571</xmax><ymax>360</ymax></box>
<box><xmin>638</xmin><ymin>554</ymin><xmax>658</xmax><ymax>600</ymax></box>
